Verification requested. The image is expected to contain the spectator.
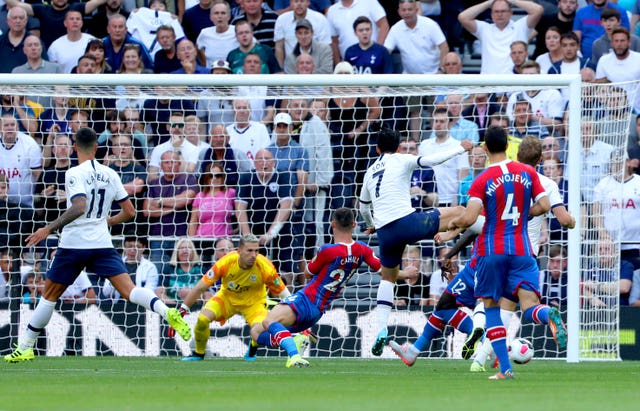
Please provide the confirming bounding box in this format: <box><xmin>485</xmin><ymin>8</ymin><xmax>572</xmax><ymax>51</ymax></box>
<box><xmin>0</xmin><ymin>174</ymin><xmax>38</xmax><ymax>249</ymax></box>
<box><xmin>506</xmin><ymin>61</ymin><xmax>564</xmax><ymax>135</ymax></box>
<box><xmin>386</xmin><ymin>0</ymin><xmax>447</xmax><ymax>75</ymax></box>
<box><xmin>188</xmin><ymin>162</ymin><xmax>236</xmax><ymax>238</ymax></box>
<box><xmin>283</xmin><ymin>18</ymin><xmax>333</xmax><ymax>74</ymax></box>
<box><xmin>142</xmin><ymin>86</ymin><xmax>196</xmax><ymax>146</ymax></box>
<box><xmin>457</xmin><ymin>145</ymin><xmax>486</xmax><ymax>207</ymax></box>
<box><xmin>581</xmin><ymin>118</ymin><xmax>615</xmax><ymax>204</ymax></box>
<box><xmin>532</xmin><ymin>0</ymin><xmax>578</xmax><ymax>59</ymax></box>
<box><xmin>594</xmin><ymin>27</ymin><xmax>640</xmax><ymax>113</ymax></box>
<box><xmin>143</xmin><ymin>150</ymin><xmax>198</xmax><ymax>272</ymax></box>
<box><xmin>573</xmin><ymin>0</ymin><xmax>630</xmax><ymax>59</ymax></box>
<box><xmin>21</xmin><ymin>270</ymin><xmax>45</xmax><ymax>305</ymax></box>
<box><xmin>549</xmin><ymin>31</ymin><xmax>596</xmax><ymax>104</ymax></box>
<box><xmin>0</xmin><ymin>247</ymin><xmax>10</xmax><ymax>301</ymax></box>
<box><xmin>69</xmin><ymin>56</ymin><xmax>117</xmax><ymax>134</ymax></box>
<box><xmin>0</xmin><ymin>6</ymin><xmax>37</xmax><ymax>73</ymax></box>
<box><xmin>97</xmin><ymin>108</ymin><xmax>147</xmax><ymax>159</ymax></box>
<box><xmin>196</xmin><ymin>60</ymin><xmax>235</xmax><ymax>128</ymax></box>
<box><xmin>273</xmin><ymin>0</ymin><xmax>330</xmax><ymax>15</ymax></box>
<box><xmin>101</xmin><ymin>235</ymin><xmax>159</xmax><ymax>300</ymax></box>
<box><xmin>394</xmin><ymin>245</ymin><xmax>432</xmax><ymax>307</ymax></box>
<box><xmin>182</xmin><ymin>0</ymin><xmax>215</xmax><ymax>44</ymax></box>
<box><xmin>489</xmin><ymin>112</ymin><xmax>522</xmax><ymax>161</ymax></box>
<box><xmin>184</xmin><ymin>115</ymin><xmax>210</xmax><ymax>158</ymax></box>
<box><xmin>118</xmin><ymin>43</ymin><xmax>154</xmax><ymax>74</ymax></box>
<box><xmin>274</xmin><ymin>0</ymin><xmax>331</xmax><ymax>69</ymax></box>
<box><xmin>156</xmin><ymin>238</ymin><xmax>204</xmax><ymax>305</ymax></box>
<box><xmin>345</xmin><ymin>15</ymin><xmax>393</xmax><ymax>75</ymax></box>
<box><xmin>5</xmin><ymin>0</ymin><xmax>104</xmax><ymax>49</ymax></box>
<box><xmin>535</xmin><ymin>26</ymin><xmax>564</xmax><ymax>75</ymax></box>
<box><xmin>288</xmin><ymin>97</ymin><xmax>334</xmax><ymax>249</ymax></box>
<box><xmin>509</xmin><ymin>98</ymin><xmax>550</xmax><ymax>140</ymax></box>
<box><xmin>34</xmin><ymin>133</ymin><xmax>71</xmax><ymax>223</ymax></box>
<box><xmin>458</xmin><ymin>0</ymin><xmax>543</xmax><ymax>74</ymax></box>
<box><xmin>461</xmin><ymin>93</ymin><xmax>501</xmax><ymax>142</ymax></box>
<box><xmin>0</xmin><ymin>4</ymin><xmax>39</xmax><ymax>38</ymax></box>
<box><xmin>235</xmin><ymin>149</ymin><xmax>298</xmax><ymax>291</ymax></box>
<box><xmin>0</xmin><ymin>93</ymin><xmax>37</xmax><ymax>136</ymax></box>
<box><xmin>83</xmin><ymin>38</ymin><xmax>114</xmax><ymax>73</ymax></box>
<box><xmin>327</xmin><ymin>61</ymin><xmax>381</xmax><ymax>185</ymax></box>
<box><xmin>47</xmin><ymin>10</ymin><xmax>96</xmax><ymax>74</ymax></box>
<box><xmin>88</xmin><ymin>0</ymin><xmax>130</xmax><ymax>39</ymax></box>
<box><xmin>397</xmin><ymin>136</ymin><xmax>437</xmax><ymax>212</ymax></box>
<box><xmin>103</xmin><ymin>14</ymin><xmax>154</xmax><ymax>71</ymax></box>
<box><xmin>153</xmin><ymin>25</ymin><xmax>181</xmax><ymax>73</ymax></box>
<box><xmin>199</xmin><ymin>124</ymin><xmax>239</xmax><ymax>186</ymax></box>
<box><xmin>39</xmin><ymin>86</ymin><xmax>72</xmax><ymax>145</ymax></box>
<box><xmin>197</xmin><ymin>0</ymin><xmax>239</xmax><ymax>68</ymax></box>
<box><xmin>509</xmin><ymin>40</ymin><xmax>528</xmax><ymax>74</ymax></box>
<box><xmin>0</xmin><ymin>113</ymin><xmax>41</xmax><ymax>207</ymax></box>
<box><xmin>230</xmin><ymin>0</ymin><xmax>279</xmax><ymax>49</ymax></box>
<box><xmin>126</xmin><ymin>1</ymin><xmax>185</xmax><ymax>56</ymax></box>
<box><xmin>227</xmin><ymin>19</ymin><xmax>281</xmax><ymax>74</ymax></box>
<box><xmin>440</xmin><ymin>94</ymin><xmax>480</xmax><ymax>144</ymax></box>
<box><xmin>439</xmin><ymin>51</ymin><xmax>463</xmax><ymax>75</ymax></box>
<box><xmin>585</xmin><ymin>240</ymin><xmax>631</xmax><ymax>307</ymax></box>
<box><xmin>226</xmin><ymin>99</ymin><xmax>271</xmax><ymax>173</ymax></box>
<box><xmin>106</xmin><ymin>134</ymin><xmax>147</xmax><ymax>235</ymax></box>
<box><xmin>327</xmin><ymin>0</ymin><xmax>389</xmax><ymax>64</ymax></box>
<box><xmin>539</xmin><ymin>244</ymin><xmax>568</xmax><ymax>308</ymax></box>
<box><xmin>592</xmin><ymin>7</ymin><xmax>640</xmax><ymax>67</ymax></box>
<box><xmin>418</xmin><ymin>107</ymin><xmax>469</xmax><ymax>206</ymax></box>
<box><xmin>543</xmin><ymin>156</ymin><xmax>569</xmax><ymax>243</ymax></box>
<box><xmin>148</xmin><ymin>112</ymin><xmax>201</xmax><ymax>181</ymax></box>
<box><xmin>171</xmin><ymin>39</ymin><xmax>209</xmax><ymax>74</ymax></box>
<box><xmin>593</xmin><ymin>148</ymin><xmax>640</xmax><ymax>305</ymax></box>
<box><xmin>598</xmin><ymin>85</ymin><xmax>636</xmax><ymax>148</ymax></box>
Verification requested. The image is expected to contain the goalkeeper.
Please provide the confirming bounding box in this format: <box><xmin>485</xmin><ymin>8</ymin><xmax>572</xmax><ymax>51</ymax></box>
<box><xmin>179</xmin><ymin>234</ymin><xmax>291</xmax><ymax>362</ymax></box>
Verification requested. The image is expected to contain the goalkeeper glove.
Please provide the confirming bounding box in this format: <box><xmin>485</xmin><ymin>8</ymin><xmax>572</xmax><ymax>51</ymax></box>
<box><xmin>166</xmin><ymin>304</ymin><xmax>190</xmax><ymax>338</ymax></box>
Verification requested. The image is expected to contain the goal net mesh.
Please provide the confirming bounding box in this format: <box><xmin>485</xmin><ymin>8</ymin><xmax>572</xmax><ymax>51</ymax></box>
<box><xmin>0</xmin><ymin>76</ymin><xmax>636</xmax><ymax>361</ymax></box>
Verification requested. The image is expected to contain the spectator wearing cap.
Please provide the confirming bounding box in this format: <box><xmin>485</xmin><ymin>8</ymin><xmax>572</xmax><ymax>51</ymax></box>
<box><xmin>283</xmin><ymin>18</ymin><xmax>332</xmax><ymax>74</ymax></box>
<box><xmin>273</xmin><ymin>0</ymin><xmax>331</xmax><ymax>69</ymax></box>
<box><xmin>153</xmin><ymin>25</ymin><xmax>181</xmax><ymax>73</ymax></box>
<box><xmin>196</xmin><ymin>59</ymin><xmax>235</xmax><ymax>130</ymax></box>
<box><xmin>171</xmin><ymin>39</ymin><xmax>209</xmax><ymax>74</ymax></box>
<box><xmin>196</xmin><ymin>0</ymin><xmax>239</xmax><ymax>68</ymax></box>
<box><xmin>227</xmin><ymin>19</ymin><xmax>281</xmax><ymax>74</ymax></box>
<box><xmin>327</xmin><ymin>0</ymin><xmax>389</xmax><ymax>65</ymax></box>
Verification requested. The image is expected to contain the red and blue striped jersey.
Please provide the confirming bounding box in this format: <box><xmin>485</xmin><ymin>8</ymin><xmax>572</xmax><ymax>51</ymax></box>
<box><xmin>468</xmin><ymin>160</ymin><xmax>546</xmax><ymax>256</ymax></box>
<box><xmin>304</xmin><ymin>241</ymin><xmax>381</xmax><ymax>311</ymax></box>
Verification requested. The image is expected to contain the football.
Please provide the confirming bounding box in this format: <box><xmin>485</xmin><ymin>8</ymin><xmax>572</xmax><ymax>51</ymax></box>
<box><xmin>508</xmin><ymin>338</ymin><xmax>534</xmax><ymax>364</ymax></box>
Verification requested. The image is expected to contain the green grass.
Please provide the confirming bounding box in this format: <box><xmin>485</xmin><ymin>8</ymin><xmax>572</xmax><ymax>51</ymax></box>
<box><xmin>1</xmin><ymin>357</ymin><xmax>638</xmax><ymax>411</ymax></box>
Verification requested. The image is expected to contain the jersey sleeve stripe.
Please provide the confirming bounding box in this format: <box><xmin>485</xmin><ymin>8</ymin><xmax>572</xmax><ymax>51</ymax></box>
<box><xmin>70</xmin><ymin>193</ymin><xmax>87</xmax><ymax>200</ymax></box>
<box><xmin>115</xmin><ymin>195</ymin><xmax>130</xmax><ymax>203</ymax></box>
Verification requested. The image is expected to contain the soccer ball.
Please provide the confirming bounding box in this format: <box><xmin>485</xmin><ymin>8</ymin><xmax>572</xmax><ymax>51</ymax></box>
<box><xmin>508</xmin><ymin>338</ymin><xmax>534</xmax><ymax>364</ymax></box>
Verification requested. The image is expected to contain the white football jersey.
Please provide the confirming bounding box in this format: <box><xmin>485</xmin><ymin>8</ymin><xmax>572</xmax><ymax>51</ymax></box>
<box><xmin>528</xmin><ymin>173</ymin><xmax>564</xmax><ymax>255</ymax></box>
<box><xmin>0</xmin><ymin>132</ymin><xmax>42</xmax><ymax>206</ymax></box>
<box><xmin>60</xmin><ymin>160</ymin><xmax>128</xmax><ymax>249</ymax></box>
<box><xmin>126</xmin><ymin>8</ymin><xmax>186</xmax><ymax>55</ymax></box>
<box><xmin>593</xmin><ymin>173</ymin><xmax>640</xmax><ymax>250</ymax></box>
<box><xmin>226</xmin><ymin>121</ymin><xmax>271</xmax><ymax>172</ymax></box>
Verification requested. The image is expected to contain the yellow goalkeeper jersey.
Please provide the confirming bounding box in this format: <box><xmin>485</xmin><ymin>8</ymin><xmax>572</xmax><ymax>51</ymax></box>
<box><xmin>202</xmin><ymin>251</ymin><xmax>286</xmax><ymax>307</ymax></box>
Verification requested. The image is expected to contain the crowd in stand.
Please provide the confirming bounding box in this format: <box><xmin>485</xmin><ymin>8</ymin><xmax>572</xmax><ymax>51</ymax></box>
<box><xmin>0</xmin><ymin>0</ymin><xmax>639</xmax><ymax>309</ymax></box>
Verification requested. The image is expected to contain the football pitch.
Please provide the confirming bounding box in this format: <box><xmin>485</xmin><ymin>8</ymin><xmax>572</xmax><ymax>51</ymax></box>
<box><xmin>0</xmin><ymin>357</ymin><xmax>638</xmax><ymax>411</ymax></box>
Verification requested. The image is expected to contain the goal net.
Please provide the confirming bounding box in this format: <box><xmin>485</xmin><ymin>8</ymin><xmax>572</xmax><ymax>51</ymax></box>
<box><xmin>0</xmin><ymin>73</ymin><xmax>635</xmax><ymax>362</ymax></box>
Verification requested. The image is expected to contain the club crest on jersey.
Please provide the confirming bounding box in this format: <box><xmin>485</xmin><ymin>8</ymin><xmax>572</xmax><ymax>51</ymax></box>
<box><xmin>269</xmin><ymin>182</ymin><xmax>279</xmax><ymax>192</ymax></box>
<box><xmin>205</xmin><ymin>269</ymin><xmax>214</xmax><ymax>279</ymax></box>
<box><xmin>69</xmin><ymin>176</ymin><xmax>77</xmax><ymax>187</ymax></box>
<box><xmin>228</xmin><ymin>281</ymin><xmax>236</xmax><ymax>290</ymax></box>
<box><xmin>250</xmin><ymin>274</ymin><xmax>257</xmax><ymax>282</ymax></box>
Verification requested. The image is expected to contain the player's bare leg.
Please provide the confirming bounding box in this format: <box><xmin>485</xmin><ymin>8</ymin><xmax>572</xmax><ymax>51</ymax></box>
<box><xmin>436</xmin><ymin>206</ymin><xmax>466</xmax><ymax>231</ymax></box>
<box><xmin>252</xmin><ymin>304</ymin><xmax>309</xmax><ymax>367</ymax></box>
<box><xmin>519</xmin><ymin>288</ymin><xmax>567</xmax><ymax>349</ymax></box>
<box><xmin>110</xmin><ymin>273</ymin><xmax>191</xmax><ymax>341</ymax></box>
<box><xmin>5</xmin><ymin>280</ymin><xmax>68</xmax><ymax>362</ymax></box>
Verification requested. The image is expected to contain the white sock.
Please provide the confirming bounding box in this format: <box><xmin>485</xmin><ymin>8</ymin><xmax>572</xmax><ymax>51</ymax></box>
<box><xmin>129</xmin><ymin>287</ymin><xmax>168</xmax><ymax>318</ymax></box>
<box><xmin>21</xmin><ymin>298</ymin><xmax>56</xmax><ymax>350</ymax></box>
<box><xmin>500</xmin><ymin>309</ymin><xmax>514</xmax><ymax>331</ymax></box>
<box><xmin>474</xmin><ymin>338</ymin><xmax>494</xmax><ymax>366</ymax></box>
<box><xmin>376</xmin><ymin>280</ymin><xmax>394</xmax><ymax>332</ymax></box>
<box><xmin>472</xmin><ymin>302</ymin><xmax>486</xmax><ymax>330</ymax></box>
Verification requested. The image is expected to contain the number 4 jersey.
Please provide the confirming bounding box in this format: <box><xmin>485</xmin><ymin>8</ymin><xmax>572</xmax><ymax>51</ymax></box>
<box><xmin>304</xmin><ymin>241</ymin><xmax>381</xmax><ymax>312</ymax></box>
<box><xmin>468</xmin><ymin>160</ymin><xmax>547</xmax><ymax>257</ymax></box>
<box><xmin>60</xmin><ymin>159</ymin><xmax>129</xmax><ymax>249</ymax></box>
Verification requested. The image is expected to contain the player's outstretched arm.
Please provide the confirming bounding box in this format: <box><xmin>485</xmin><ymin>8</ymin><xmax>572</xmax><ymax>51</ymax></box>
<box><xmin>552</xmin><ymin>206</ymin><xmax>576</xmax><ymax>229</ymax></box>
<box><xmin>529</xmin><ymin>195</ymin><xmax>550</xmax><ymax>217</ymax></box>
<box><xmin>25</xmin><ymin>196</ymin><xmax>87</xmax><ymax>246</ymax></box>
<box><xmin>107</xmin><ymin>199</ymin><xmax>136</xmax><ymax>227</ymax></box>
<box><xmin>449</xmin><ymin>201</ymin><xmax>482</xmax><ymax>231</ymax></box>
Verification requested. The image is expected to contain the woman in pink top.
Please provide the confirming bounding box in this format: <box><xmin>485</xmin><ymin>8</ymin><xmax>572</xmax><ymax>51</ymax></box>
<box><xmin>188</xmin><ymin>163</ymin><xmax>236</xmax><ymax>238</ymax></box>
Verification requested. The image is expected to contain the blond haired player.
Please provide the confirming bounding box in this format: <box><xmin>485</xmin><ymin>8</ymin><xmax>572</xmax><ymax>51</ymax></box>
<box><xmin>179</xmin><ymin>234</ymin><xmax>292</xmax><ymax>362</ymax></box>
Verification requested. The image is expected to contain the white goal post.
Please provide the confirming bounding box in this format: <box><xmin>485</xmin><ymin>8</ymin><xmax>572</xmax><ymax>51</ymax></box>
<box><xmin>0</xmin><ymin>73</ymin><xmax>633</xmax><ymax>363</ymax></box>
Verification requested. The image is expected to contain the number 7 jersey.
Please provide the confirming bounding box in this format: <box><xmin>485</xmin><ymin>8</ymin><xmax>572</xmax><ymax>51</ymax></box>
<box><xmin>60</xmin><ymin>159</ymin><xmax>129</xmax><ymax>249</ymax></box>
<box><xmin>467</xmin><ymin>160</ymin><xmax>546</xmax><ymax>257</ymax></box>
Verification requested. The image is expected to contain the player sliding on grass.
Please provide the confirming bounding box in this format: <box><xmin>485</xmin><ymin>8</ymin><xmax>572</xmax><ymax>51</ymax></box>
<box><xmin>178</xmin><ymin>234</ymin><xmax>300</xmax><ymax>365</ymax></box>
<box><xmin>5</xmin><ymin>128</ymin><xmax>190</xmax><ymax>363</ymax></box>
<box><xmin>358</xmin><ymin>127</ymin><xmax>473</xmax><ymax>356</ymax></box>
<box><xmin>249</xmin><ymin>207</ymin><xmax>381</xmax><ymax>367</ymax></box>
